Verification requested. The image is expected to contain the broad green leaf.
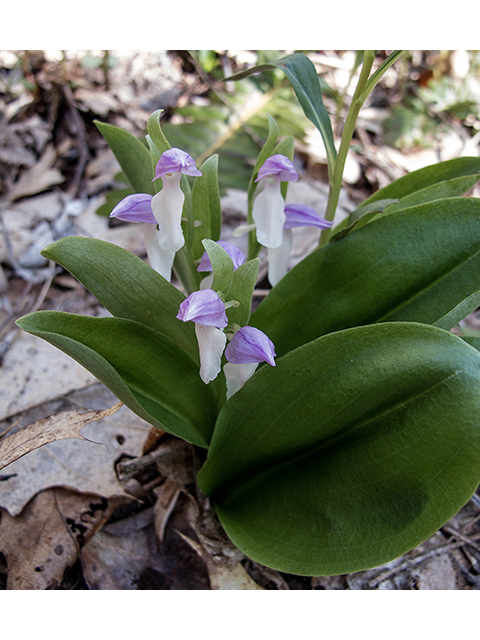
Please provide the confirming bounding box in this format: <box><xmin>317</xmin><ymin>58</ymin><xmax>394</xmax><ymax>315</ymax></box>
<box><xmin>203</xmin><ymin>239</ymin><xmax>234</xmax><ymax>299</ymax></box>
<box><xmin>225</xmin><ymin>258</ymin><xmax>260</xmax><ymax>328</ymax></box>
<box><xmin>17</xmin><ymin>312</ymin><xmax>218</xmax><ymax>448</ymax></box>
<box><xmin>385</xmin><ymin>174</ymin><xmax>480</xmax><ymax>213</ymax></box>
<box><xmin>94</xmin><ymin>120</ymin><xmax>154</xmax><ymax>195</ymax></box>
<box><xmin>41</xmin><ymin>237</ymin><xmax>198</xmax><ymax>362</ymax></box>
<box><xmin>461</xmin><ymin>335</ymin><xmax>480</xmax><ymax>351</ymax></box>
<box><xmin>191</xmin><ymin>155</ymin><xmax>222</xmax><ymax>260</ymax></box>
<box><xmin>230</xmin><ymin>53</ymin><xmax>337</xmax><ymax>176</ymax></box>
<box><xmin>331</xmin><ymin>198</ymin><xmax>400</xmax><ymax>240</ymax></box>
<box><xmin>363</xmin><ymin>157</ymin><xmax>480</xmax><ymax>206</ymax></box>
<box><xmin>251</xmin><ymin>198</ymin><xmax>480</xmax><ymax>357</ymax></box>
<box><xmin>198</xmin><ymin>322</ymin><xmax>480</xmax><ymax>575</ymax></box>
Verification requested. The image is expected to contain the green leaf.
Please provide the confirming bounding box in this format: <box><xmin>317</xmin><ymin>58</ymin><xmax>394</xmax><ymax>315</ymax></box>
<box><xmin>358</xmin><ymin>51</ymin><xmax>404</xmax><ymax>103</ymax></box>
<box><xmin>191</xmin><ymin>155</ymin><xmax>222</xmax><ymax>260</ymax></box>
<box><xmin>41</xmin><ymin>237</ymin><xmax>198</xmax><ymax>362</ymax></box>
<box><xmin>225</xmin><ymin>258</ymin><xmax>260</xmax><ymax>328</ymax></box>
<box><xmin>433</xmin><ymin>290</ymin><xmax>480</xmax><ymax>330</ymax></box>
<box><xmin>17</xmin><ymin>312</ymin><xmax>217</xmax><ymax>448</ymax></box>
<box><xmin>385</xmin><ymin>174</ymin><xmax>480</xmax><ymax>213</ymax></box>
<box><xmin>146</xmin><ymin>110</ymin><xmax>171</xmax><ymax>154</ymax></box>
<box><xmin>202</xmin><ymin>239</ymin><xmax>234</xmax><ymax>299</ymax></box>
<box><xmin>331</xmin><ymin>198</ymin><xmax>400</xmax><ymax>240</ymax></box>
<box><xmin>230</xmin><ymin>53</ymin><xmax>337</xmax><ymax>176</ymax></box>
<box><xmin>198</xmin><ymin>322</ymin><xmax>480</xmax><ymax>575</ymax></box>
<box><xmin>362</xmin><ymin>157</ymin><xmax>480</xmax><ymax>206</ymax></box>
<box><xmin>252</xmin><ymin>198</ymin><xmax>480</xmax><ymax>357</ymax></box>
<box><xmin>94</xmin><ymin>120</ymin><xmax>154</xmax><ymax>195</ymax></box>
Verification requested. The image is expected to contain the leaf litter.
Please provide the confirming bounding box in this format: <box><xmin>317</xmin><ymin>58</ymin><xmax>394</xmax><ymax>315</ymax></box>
<box><xmin>1</xmin><ymin>50</ymin><xmax>480</xmax><ymax>589</ymax></box>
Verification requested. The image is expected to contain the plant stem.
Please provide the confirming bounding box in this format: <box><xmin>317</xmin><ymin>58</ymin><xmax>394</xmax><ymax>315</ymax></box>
<box><xmin>319</xmin><ymin>51</ymin><xmax>376</xmax><ymax>247</ymax></box>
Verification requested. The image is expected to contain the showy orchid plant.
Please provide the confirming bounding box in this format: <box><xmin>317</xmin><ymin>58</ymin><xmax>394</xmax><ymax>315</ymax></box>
<box><xmin>16</xmin><ymin>51</ymin><xmax>480</xmax><ymax>577</ymax></box>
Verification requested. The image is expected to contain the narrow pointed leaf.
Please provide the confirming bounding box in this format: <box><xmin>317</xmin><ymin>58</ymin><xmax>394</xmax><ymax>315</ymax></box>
<box><xmin>362</xmin><ymin>157</ymin><xmax>480</xmax><ymax>206</ymax></box>
<box><xmin>252</xmin><ymin>198</ymin><xmax>480</xmax><ymax>356</ymax></box>
<box><xmin>231</xmin><ymin>54</ymin><xmax>336</xmax><ymax>175</ymax></box>
<box><xmin>41</xmin><ymin>237</ymin><xmax>198</xmax><ymax>362</ymax></box>
<box><xmin>202</xmin><ymin>239</ymin><xmax>234</xmax><ymax>298</ymax></box>
<box><xmin>147</xmin><ymin>109</ymin><xmax>171</xmax><ymax>154</ymax></box>
<box><xmin>225</xmin><ymin>258</ymin><xmax>260</xmax><ymax>328</ymax></box>
<box><xmin>94</xmin><ymin>120</ymin><xmax>154</xmax><ymax>195</ymax></box>
<box><xmin>191</xmin><ymin>155</ymin><xmax>222</xmax><ymax>260</ymax></box>
<box><xmin>198</xmin><ymin>322</ymin><xmax>480</xmax><ymax>575</ymax></box>
<box><xmin>17</xmin><ymin>312</ymin><xmax>216</xmax><ymax>448</ymax></box>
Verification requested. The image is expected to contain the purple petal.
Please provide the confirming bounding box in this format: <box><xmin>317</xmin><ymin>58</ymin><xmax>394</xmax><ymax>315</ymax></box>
<box><xmin>176</xmin><ymin>289</ymin><xmax>228</xmax><ymax>328</ymax></box>
<box><xmin>153</xmin><ymin>148</ymin><xmax>202</xmax><ymax>181</ymax></box>
<box><xmin>110</xmin><ymin>193</ymin><xmax>156</xmax><ymax>223</ymax></box>
<box><xmin>197</xmin><ymin>241</ymin><xmax>247</xmax><ymax>272</ymax></box>
<box><xmin>255</xmin><ymin>154</ymin><xmax>298</xmax><ymax>183</ymax></box>
<box><xmin>225</xmin><ymin>326</ymin><xmax>276</xmax><ymax>366</ymax></box>
<box><xmin>283</xmin><ymin>203</ymin><xmax>333</xmax><ymax>230</ymax></box>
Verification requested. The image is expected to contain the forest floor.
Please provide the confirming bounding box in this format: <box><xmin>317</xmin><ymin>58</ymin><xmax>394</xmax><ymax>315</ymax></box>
<box><xmin>1</xmin><ymin>49</ymin><xmax>480</xmax><ymax>590</ymax></box>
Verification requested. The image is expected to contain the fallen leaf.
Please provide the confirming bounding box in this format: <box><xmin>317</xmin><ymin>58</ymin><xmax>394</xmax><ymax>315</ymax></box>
<box><xmin>0</xmin><ymin>402</ymin><xmax>122</xmax><ymax>470</ymax></box>
<box><xmin>153</xmin><ymin>478</ymin><xmax>181</xmax><ymax>543</ymax></box>
<box><xmin>176</xmin><ymin>530</ymin><xmax>264</xmax><ymax>590</ymax></box>
<box><xmin>0</xmin><ymin>487</ymin><xmax>128</xmax><ymax>589</ymax></box>
<box><xmin>0</xmin><ymin>384</ymin><xmax>153</xmax><ymax>516</ymax></box>
<box><xmin>81</xmin><ymin>502</ymin><xmax>210</xmax><ymax>590</ymax></box>
<box><xmin>7</xmin><ymin>144</ymin><xmax>64</xmax><ymax>201</ymax></box>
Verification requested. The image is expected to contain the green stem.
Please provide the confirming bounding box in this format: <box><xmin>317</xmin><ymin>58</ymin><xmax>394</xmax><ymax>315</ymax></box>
<box><xmin>319</xmin><ymin>51</ymin><xmax>376</xmax><ymax>247</ymax></box>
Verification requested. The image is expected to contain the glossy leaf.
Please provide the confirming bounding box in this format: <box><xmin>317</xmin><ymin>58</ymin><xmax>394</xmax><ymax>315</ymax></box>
<box><xmin>362</xmin><ymin>156</ymin><xmax>480</xmax><ymax>206</ymax></box>
<box><xmin>41</xmin><ymin>237</ymin><xmax>198</xmax><ymax>362</ymax></box>
<box><xmin>94</xmin><ymin>120</ymin><xmax>154</xmax><ymax>195</ymax></box>
<box><xmin>191</xmin><ymin>155</ymin><xmax>222</xmax><ymax>260</ymax></box>
<box><xmin>197</xmin><ymin>322</ymin><xmax>480</xmax><ymax>575</ymax></box>
<box><xmin>16</xmin><ymin>312</ymin><xmax>217</xmax><ymax>448</ymax></box>
<box><xmin>251</xmin><ymin>198</ymin><xmax>480</xmax><ymax>357</ymax></box>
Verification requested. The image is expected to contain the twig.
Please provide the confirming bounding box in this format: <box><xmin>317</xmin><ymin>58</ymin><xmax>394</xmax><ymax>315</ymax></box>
<box><xmin>366</xmin><ymin>532</ymin><xmax>480</xmax><ymax>589</ymax></box>
<box><xmin>61</xmin><ymin>83</ymin><xmax>90</xmax><ymax>198</ymax></box>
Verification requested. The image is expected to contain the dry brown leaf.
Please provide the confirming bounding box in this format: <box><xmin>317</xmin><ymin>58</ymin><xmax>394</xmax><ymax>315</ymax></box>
<box><xmin>0</xmin><ymin>402</ymin><xmax>122</xmax><ymax>471</ymax></box>
<box><xmin>176</xmin><ymin>531</ymin><xmax>264</xmax><ymax>590</ymax></box>
<box><xmin>0</xmin><ymin>486</ymin><xmax>128</xmax><ymax>590</ymax></box>
<box><xmin>152</xmin><ymin>478</ymin><xmax>181</xmax><ymax>543</ymax></box>
<box><xmin>7</xmin><ymin>144</ymin><xmax>64</xmax><ymax>201</ymax></box>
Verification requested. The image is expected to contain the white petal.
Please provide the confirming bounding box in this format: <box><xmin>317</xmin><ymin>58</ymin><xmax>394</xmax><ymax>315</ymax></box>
<box><xmin>267</xmin><ymin>228</ymin><xmax>293</xmax><ymax>286</ymax></box>
<box><xmin>143</xmin><ymin>224</ymin><xmax>175</xmax><ymax>281</ymax></box>
<box><xmin>195</xmin><ymin>324</ymin><xmax>227</xmax><ymax>384</ymax></box>
<box><xmin>150</xmin><ymin>173</ymin><xmax>185</xmax><ymax>253</ymax></box>
<box><xmin>199</xmin><ymin>273</ymin><xmax>214</xmax><ymax>290</ymax></box>
<box><xmin>224</xmin><ymin>362</ymin><xmax>258</xmax><ymax>398</ymax></box>
<box><xmin>252</xmin><ymin>178</ymin><xmax>286</xmax><ymax>249</ymax></box>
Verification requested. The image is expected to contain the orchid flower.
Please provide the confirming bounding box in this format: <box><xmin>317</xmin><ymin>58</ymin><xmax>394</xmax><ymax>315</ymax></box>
<box><xmin>267</xmin><ymin>203</ymin><xmax>333</xmax><ymax>286</ymax></box>
<box><xmin>110</xmin><ymin>148</ymin><xmax>201</xmax><ymax>282</ymax></box>
<box><xmin>197</xmin><ymin>240</ymin><xmax>247</xmax><ymax>289</ymax></box>
<box><xmin>176</xmin><ymin>289</ymin><xmax>228</xmax><ymax>384</ymax></box>
<box><xmin>224</xmin><ymin>326</ymin><xmax>276</xmax><ymax>398</ymax></box>
<box><xmin>252</xmin><ymin>154</ymin><xmax>298</xmax><ymax>249</ymax></box>
<box><xmin>176</xmin><ymin>288</ymin><xmax>276</xmax><ymax>394</ymax></box>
